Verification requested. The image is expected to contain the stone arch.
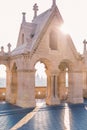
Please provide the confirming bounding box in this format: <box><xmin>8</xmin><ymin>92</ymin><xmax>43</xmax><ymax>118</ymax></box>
<box><xmin>31</xmin><ymin>57</ymin><xmax>52</xmax><ymax>104</ymax></box>
<box><xmin>0</xmin><ymin>60</ymin><xmax>9</xmax><ymax>66</ymax></box>
<box><xmin>35</xmin><ymin>61</ymin><xmax>47</xmax><ymax>101</ymax></box>
<box><xmin>10</xmin><ymin>60</ymin><xmax>18</xmax><ymax>71</ymax></box>
<box><xmin>35</xmin><ymin>61</ymin><xmax>47</xmax><ymax>86</ymax></box>
<box><xmin>58</xmin><ymin>59</ymin><xmax>73</xmax><ymax>72</ymax></box>
<box><xmin>0</xmin><ymin>59</ymin><xmax>12</xmax><ymax>101</ymax></box>
<box><xmin>58</xmin><ymin>59</ymin><xmax>73</xmax><ymax>101</ymax></box>
<box><xmin>32</xmin><ymin>58</ymin><xmax>52</xmax><ymax>71</ymax></box>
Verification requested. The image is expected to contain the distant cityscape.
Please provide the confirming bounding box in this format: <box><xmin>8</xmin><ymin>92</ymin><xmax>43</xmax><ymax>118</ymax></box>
<box><xmin>0</xmin><ymin>78</ymin><xmax>6</xmax><ymax>88</ymax></box>
<box><xmin>35</xmin><ymin>76</ymin><xmax>47</xmax><ymax>87</ymax></box>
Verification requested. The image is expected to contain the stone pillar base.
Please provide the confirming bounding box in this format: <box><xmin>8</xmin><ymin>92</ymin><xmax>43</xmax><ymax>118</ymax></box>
<box><xmin>68</xmin><ymin>97</ymin><xmax>84</xmax><ymax>104</ymax></box>
<box><xmin>46</xmin><ymin>96</ymin><xmax>60</xmax><ymax>105</ymax></box>
<box><xmin>6</xmin><ymin>99</ymin><xmax>15</xmax><ymax>104</ymax></box>
<box><xmin>83</xmin><ymin>89</ymin><xmax>87</xmax><ymax>98</ymax></box>
<box><xmin>16</xmin><ymin>99</ymin><xmax>36</xmax><ymax>108</ymax></box>
<box><xmin>6</xmin><ymin>94</ymin><xmax>16</xmax><ymax>104</ymax></box>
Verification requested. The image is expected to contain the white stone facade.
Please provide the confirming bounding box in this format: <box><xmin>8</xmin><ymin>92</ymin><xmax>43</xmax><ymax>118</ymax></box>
<box><xmin>0</xmin><ymin>1</ymin><xmax>87</xmax><ymax>107</ymax></box>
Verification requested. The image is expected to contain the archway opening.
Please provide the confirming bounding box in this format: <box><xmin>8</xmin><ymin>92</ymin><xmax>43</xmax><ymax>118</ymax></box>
<box><xmin>35</xmin><ymin>61</ymin><xmax>47</xmax><ymax>105</ymax></box>
<box><xmin>0</xmin><ymin>64</ymin><xmax>6</xmax><ymax>101</ymax></box>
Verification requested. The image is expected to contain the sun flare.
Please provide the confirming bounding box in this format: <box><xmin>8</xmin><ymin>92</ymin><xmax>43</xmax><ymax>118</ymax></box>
<box><xmin>60</xmin><ymin>24</ymin><xmax>69</xmax><ymax>34</ymax></box>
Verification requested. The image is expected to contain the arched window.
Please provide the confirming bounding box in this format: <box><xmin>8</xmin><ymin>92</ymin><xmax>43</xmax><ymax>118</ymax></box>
<box><xmin>22</xmin><ymin>33</ymin><xmax>24</xmax><ymax>44</ymax></box>
<box><xmin>65</xmin><ymin>68</ymin><xmax>69</xmax><ymax>87</ymax></box>
<box><xmin>35</xmin><ymin>61</ymin><xmax>47</xmax><ymax>87</ymax></box>
<box><xmin>49</xmin><ymin>31</ymin><xmax>58</xmax><ymax>50</ymax></box>
<box><xmin>0</xmin><ymin>64</ymin><xmax>6</xmax><ymax>88</ymax></box>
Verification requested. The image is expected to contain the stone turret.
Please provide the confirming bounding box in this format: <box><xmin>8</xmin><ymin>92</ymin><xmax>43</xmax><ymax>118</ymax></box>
<box><xmin>7</xmin><ymin>43</ymin><xmax>11</xmax><ymax>54</ymax></box>
<box><xmin>83</xmin><ymin>39</ymin><xmax>87</xmax><ymax>54</ymax></box>
<box><xmin>1</xmin><ymin>46</ymin><xmax>4</xmax><ymax>55</ymax></box>
<box><xmin>22</xmin><ymin>12</ymin><xmax>26</xmax><ymax>23</ymax></box>
<box><xmin>52</xmin><ymin>0</ymin><xmax>56</xmax><ymax>8</ymax></box>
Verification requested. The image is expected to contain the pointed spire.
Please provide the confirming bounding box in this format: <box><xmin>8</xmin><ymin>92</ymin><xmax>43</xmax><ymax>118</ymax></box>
<box><xmin>52</xmin><ymin>0</ymin><xmax>56</xmax><ymax>8</ymax></box>
<box><xmin>7</xmin><ymin>43</ymin><xmax>11</xmax><ymax>53</ymax></box>
<box><xmin>33</xmin><ymin>3</ymin><xmax>38</xmax><ymax>19</ymax></box>
<box><xmin>83</xmin><ymin>39</ymin><xmax>87</xmax><ymax>53</ymax></box>
<box><xmin>1</xmin><ymin>46</ymin><xmax>4</xmax><ymax>55</ymax></box>
<box><xmin>22</xmin><ymin>12</ymin><xmax>26</xmax><ymax>23</ymax></box>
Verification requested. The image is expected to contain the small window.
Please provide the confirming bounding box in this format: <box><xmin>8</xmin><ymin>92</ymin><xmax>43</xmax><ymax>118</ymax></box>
<box><xmin>0</xmin><ymin>64</ymin><xmax>6</xmax><ymax>88</ymax></box>
<box><xmin>49</xmin><ymin>31</ymin><xmax>57</xmax><ymax>50</ymax></box>
<box><xmin>65</xmin><ymin>68</ymin><xmax>69</xmax><ymax>87</ymax></box>
<box><xmin>22</xmin><ymin>33</ymin><xmax>24</xmax><ymax>44</ymax></box>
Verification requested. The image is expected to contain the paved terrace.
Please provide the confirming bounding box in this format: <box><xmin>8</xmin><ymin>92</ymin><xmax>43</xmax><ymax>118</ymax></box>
<box><xmin>0</xmin><ymin>99</ymin><xmax>87</xmax><ymax>130</ymax></box>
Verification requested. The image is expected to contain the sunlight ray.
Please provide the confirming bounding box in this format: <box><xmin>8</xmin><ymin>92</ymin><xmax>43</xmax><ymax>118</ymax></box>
<box><xmin>64</xmin><ymin>103</ymin><xmax>70</xmax><ymax>130</ymax></box>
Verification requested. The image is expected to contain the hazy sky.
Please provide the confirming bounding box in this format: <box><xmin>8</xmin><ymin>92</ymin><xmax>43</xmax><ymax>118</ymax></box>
<box><xmin>0</xmin><ymin>0</ymin><xmax>87</xmax><ymax>53</ymax></box>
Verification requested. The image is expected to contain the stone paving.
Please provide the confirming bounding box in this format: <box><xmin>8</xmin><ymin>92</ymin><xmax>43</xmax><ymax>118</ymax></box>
<box><xmin>0</xmin><ymin>102</ymin><xmax>34</xmax><ymax>130</ymax></box>
<box><xmin>0</xmin><ymin>100</ymin><xmax>87</xmax><ymax>130</ymax></box>
<box><xmin>17</xmin><ymin>104</ymin><xmax>87</xmax><ymax>130</ymax></box>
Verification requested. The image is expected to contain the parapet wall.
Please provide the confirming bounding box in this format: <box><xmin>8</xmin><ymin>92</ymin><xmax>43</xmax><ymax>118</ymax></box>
<box><xmin>83</xmin><ymin>89</ymin><xmax>87</xmax><ymax>98</ymax></box>
<box><xmin>1</xmin><ymin>87</ymin><xmax>86</xmax><ymax>101</ymax></box>
<box><xmin>0</xmin><ymin>87</ymin><xmax>46</xmax><ymax>101</ymax></box>
<box><xmin>0</xmin><ymin>88</ymin><xmax>6</xmax><ymax>100</ymax></box>
<box><xmin>35</xmin><ymin>87</ymin><xmax>46</xmax><ymax>99</ymax></box>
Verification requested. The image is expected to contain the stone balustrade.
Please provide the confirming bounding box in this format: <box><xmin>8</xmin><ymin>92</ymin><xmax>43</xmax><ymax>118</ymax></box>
<box><xmin>0</xmin><ymin>43</ymin><xmax>11</xmax><ymax>56</ymax></box>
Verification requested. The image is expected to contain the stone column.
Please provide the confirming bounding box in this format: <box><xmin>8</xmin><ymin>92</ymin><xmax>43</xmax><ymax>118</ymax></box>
<box><xmin>82</xmin><ymin>71</ymin><xmax>87</xmax><ymax>98</ymax></box>
<box><xmin>83</xmin><ymin>39</ymin><xmax>87</xmax><ymax>54</ymax></box>
<box><xmin>10</xmin><ymin>71</ymin><xmax>17</xmax><ymax>104</ymax></box>
<box><xmin>46</xmin><ymin>72</ymin><xmax>60</xmax><ymax>105</ymax></box>
<box><xmin>68</xmin><ymin>71</ymin><xmax>83</xmax><ymax>104</ymax></box>
<box><xmin>5</xmin><ymin>69</ymin><xmax>12</xmax><ymax>102</ymax></box>
<box><xmin>16</xmin><ymin>69</ymin><xmax>36</xmax><ymax>108</ymax></box>
<box><xmin>58</xmin><ymin>72</ymin><xmax>66</xmax><ymax>100</ymax></box>
<box><xmin>46</xmin><ymin>73</ymin><xmax>51</xmax><ymax>99</ymax></box>
<box><xmin>6</xmin><ymin>69</ymin><xmax>17</xmax><ymax>104</ymax></box>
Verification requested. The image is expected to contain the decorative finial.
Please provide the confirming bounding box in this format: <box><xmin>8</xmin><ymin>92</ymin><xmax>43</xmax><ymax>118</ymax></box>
<box><xmin>52</xmin><ymin>0</ymin><xmax>56</xmax><ymax>8</ymax></box>
<box><xmin>83</xmin><ymin>39</ymin><xmax>87</xmax><ymax>44</ymax></box>
<box><xmin>22</xmin><ymin>12</ymin><xmax>26</xmax><ymax>23</ymax></box>
<box><xmin>1</xmin><ymin>46</ymin><xmax>4</xmax><ymax>55</ymax></box>
<box><xmin>83</xmin><ymin>39</ymin><xmax>87</xmax><ymax>53</ymax></box>
<box><xmin>7</xmin><ymin>43</ymin><xmax>11</xmax><ymax>53</ymax></box>
<box><xmin>33</xmin><ymin>3</ymin><xmax>38</xmax><ymax>19</ymax></box>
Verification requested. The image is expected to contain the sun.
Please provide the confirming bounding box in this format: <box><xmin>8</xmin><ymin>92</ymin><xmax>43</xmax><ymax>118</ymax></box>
<box><xmin>60</xmin><ymin>24</ymin><xmax>69</xmax><ymax>34</ymax></box>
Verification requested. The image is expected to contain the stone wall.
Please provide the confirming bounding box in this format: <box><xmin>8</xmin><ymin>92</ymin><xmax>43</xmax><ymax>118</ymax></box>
<box><xmin>1</xmin><ymin>87</ymin><xmax>86</xmax><ymax>101</ymax></box>
<box><xmin>0</xmin><ymin>87</ymin><xmax>46</xmax><ymax>101</ymax></box>
<box><xmin>83</xmin><ymin>89</ymin><xmax>87</xmax><ymax>98</ymax></box>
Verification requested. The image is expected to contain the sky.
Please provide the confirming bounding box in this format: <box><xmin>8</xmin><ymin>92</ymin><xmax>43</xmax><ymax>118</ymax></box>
<box><xmin>0</xmin><ymin>0</ymin><xmax>87</xmax><ymax>53</ymax></box>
